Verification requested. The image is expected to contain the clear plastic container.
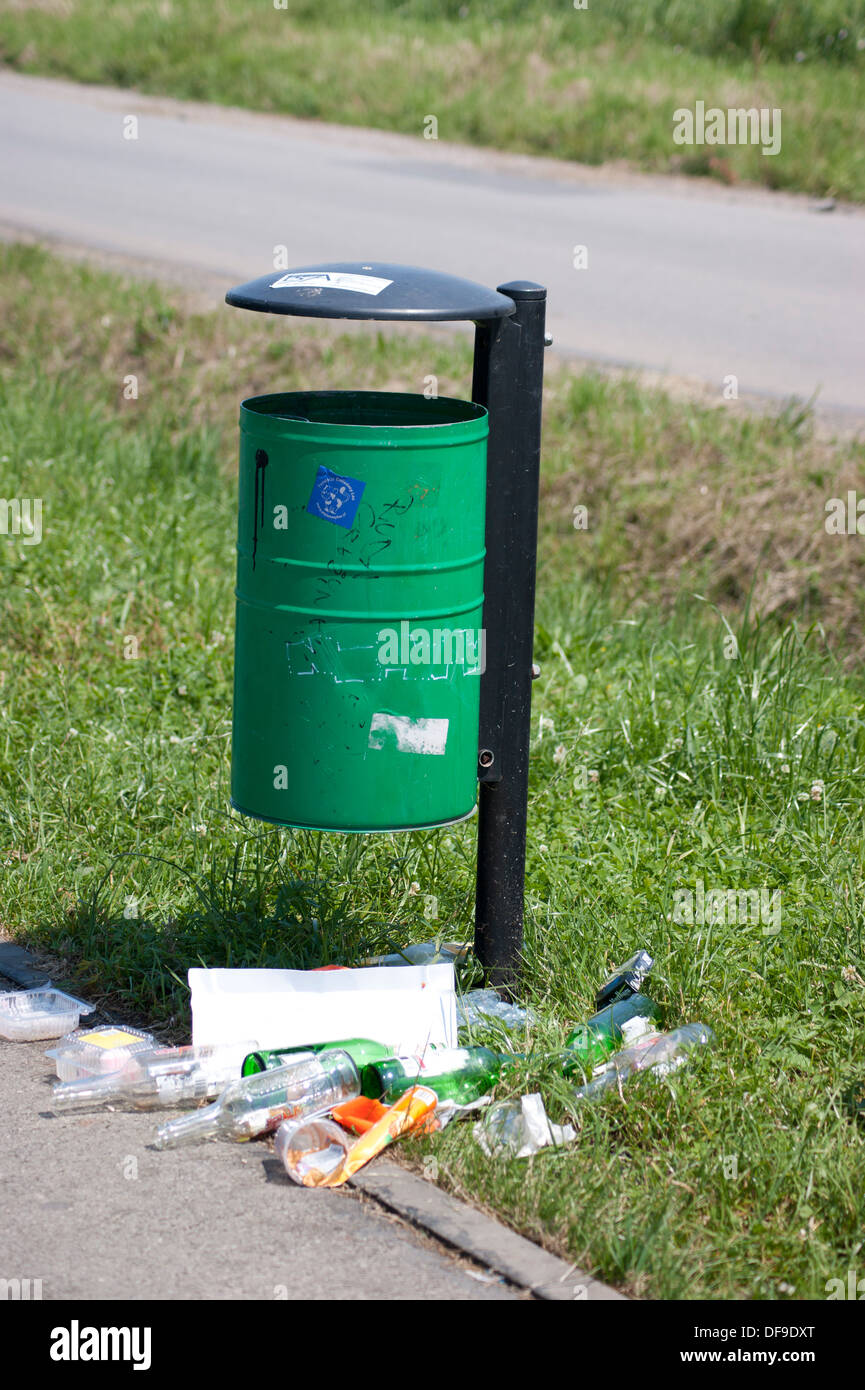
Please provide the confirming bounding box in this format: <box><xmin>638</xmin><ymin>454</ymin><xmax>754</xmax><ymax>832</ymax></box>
<box><xmin>45</xmin><ymin>1025</ymin><xmax>156</xmax><ymax>1080</ymax></box>
<box><xmin>274</xmin><ymin>1117</ymin><xmax>352</xmax><ymax>1185</ymax></box>
<box><xmin>0</xmin><ymin>989</ymin><xmax>95</xmax><ymax>1042</ymax></box>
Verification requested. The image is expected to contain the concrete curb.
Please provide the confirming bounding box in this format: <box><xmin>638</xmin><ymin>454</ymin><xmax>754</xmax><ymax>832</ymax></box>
<box><xmin>0</xmin><ymin>942</ymin><xmax>51</xmax><ymax>989</ymax></box>
<box><xmin>351</xmin><ymin>1161</ymin><xmax>626</xmax><ymax>1301</ymax></box>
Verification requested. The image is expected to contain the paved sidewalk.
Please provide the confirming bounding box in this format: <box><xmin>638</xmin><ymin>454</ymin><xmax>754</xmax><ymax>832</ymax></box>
<box><xmin>0</xmin><ymin>980</ymin><xmax>520</xmax><ymax>1301</ymax></box>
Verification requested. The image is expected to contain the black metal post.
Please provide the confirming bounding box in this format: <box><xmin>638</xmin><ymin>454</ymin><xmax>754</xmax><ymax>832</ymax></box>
<box><xmin>472</xmin><ymin>281</ymin><xmax>547</xmax><ymax>993</ymax></box>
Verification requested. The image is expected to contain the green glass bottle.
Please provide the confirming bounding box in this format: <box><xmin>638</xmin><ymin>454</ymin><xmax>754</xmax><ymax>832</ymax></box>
<box><xmin>367</xmin><ymin>1046</ymin><xmax>507</xmax><ymax>1105</ymax></box>
<box><xmin>242</xmin><ymin>1038</ymin><xmax>394</xmax><ymax>1081</ymax></box>
<box><xmin>562</xmin><ymin>994</ymin><xmax>661</xmax><ymax>1077</ymax></box>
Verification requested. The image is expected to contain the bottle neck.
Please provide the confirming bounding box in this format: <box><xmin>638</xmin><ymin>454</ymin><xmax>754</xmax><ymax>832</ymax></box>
<box><xmin>53</xmin><ymin>1074</ymin><xmax>120</xmax><ymax>1110</ymax></box>
<box><xmin>154</xmin><ymin>1099</ymin><xmax>221</xmax><ymax>1149</ymax></box>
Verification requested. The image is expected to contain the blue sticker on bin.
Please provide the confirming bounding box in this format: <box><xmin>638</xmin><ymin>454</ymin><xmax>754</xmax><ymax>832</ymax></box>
<box><xmin>306</xmin><ymin>466</ymin><xmax>366</xmax><ymax>528</ymax></box>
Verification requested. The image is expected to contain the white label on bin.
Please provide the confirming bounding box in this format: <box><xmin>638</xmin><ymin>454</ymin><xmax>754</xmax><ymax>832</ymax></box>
<box><xmin>269</xmin><ymin>271</ymin><xmax>393</xmax><ymax>296</ymax></box>
<box><xmin>368</xmin><ymin>713</ymin><xmax>449</xmax><ymax>756</ymax></box>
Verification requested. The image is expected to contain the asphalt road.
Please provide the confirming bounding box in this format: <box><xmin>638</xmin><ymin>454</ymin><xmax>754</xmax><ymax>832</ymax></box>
<box><xmin>0</xmin><ymin>984</ymin><xmax>520</xmax><ymax>1302</ymax></box>
<box><xmin>1</xmin><ymin>72</ymin><xmax>863</xmax><ymax>414</ymax></box>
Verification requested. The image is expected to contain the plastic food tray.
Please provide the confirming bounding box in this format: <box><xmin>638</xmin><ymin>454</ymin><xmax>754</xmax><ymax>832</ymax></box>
<box><xmin>0</xmin><ymin>989</ymin><xmax>95</xmax><ymax>1042</ymax></box>
<box><xmin>46</xmin><ymin>1025</ymin><xmax>156</xmax><ymax>1081</ymax></box>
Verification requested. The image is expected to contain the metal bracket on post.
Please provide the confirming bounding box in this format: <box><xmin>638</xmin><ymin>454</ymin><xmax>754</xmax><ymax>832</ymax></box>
<box><xmin>471</xmin><ymin>281</ymin><xmax>547</xmax><ymax>994</ymax></box>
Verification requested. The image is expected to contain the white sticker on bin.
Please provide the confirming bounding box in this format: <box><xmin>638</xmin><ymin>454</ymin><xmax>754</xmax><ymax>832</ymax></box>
<box><xmin>269</xmin><ymin>271</ymin><xmax>393</xmax><ymax>295</ymax></box>
<box><xmin>368</xmin><ymin>712</ymin><xmax>449</xmax><ymax>755</ymax></box>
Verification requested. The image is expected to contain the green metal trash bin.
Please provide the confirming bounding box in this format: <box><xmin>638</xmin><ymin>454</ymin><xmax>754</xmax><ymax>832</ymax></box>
<box><xmin>231</xmin><ymin>390</ymin><xmax>488</xmax><ymax>831</ymax></box>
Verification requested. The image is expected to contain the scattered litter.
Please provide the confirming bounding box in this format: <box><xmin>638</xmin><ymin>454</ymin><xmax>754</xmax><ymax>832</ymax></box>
<box><xmin>434</xmin><ymin>1093</ymin><xmax>492</xmax><ymax>1130</ymax></box>
<box><xmin>238</xmin><ymin>1037</ymin><xmax>496</xmax><ymax>1128</ymax></box>
<box><xmin>46</xmin><ymin>1026</ymin><xmax>156</xmax><ymax>1081</ymax></box>
<box><xmin>35</xmin><ymin>953</ymin><xmax>717</xmax><ymax>1198</ymax></box>
<box><xmin>0</xmin><ymin>989</ymin><xmax>95</xmax><ymax>1042</ymax></box>
<box><xmin>457</xmin><ymin>988</ymin><xmax>535</xmax><ymax>1033</ymax></box>
<box><xmin>331</xmin><ymin>1095</ymin><xmax>389</xmax><ymax>1135</ymax></box>
<box><xmin>368</xmin><ymin>1045</ymin><xmax>510</xmax><ymax>1106</ymax></box>
<box><xmin>594</xmin><ymin>949</ymin><xmax>653</xmax><ymax>1009</ymax></box>
<box><xmin>572</xmin><ymin>1023</ymin><xmax>714</xmax><ymax>1101</ymax></box>
<box><xmin>52</xmin><ymin>1039</ymin><xmax>260</xmax><ymax>1111</ymax></box>
<box><xmin>276</xmin><ymin>1085</ymin><xmax>437</xmax><ymax>1187</ymax></box>
<box><xmin>154</xmin><ymin>1048</ymin><xmax>360</xmax><ymax>1149</ymax></box>
<box><xmin>362</xmin><ymin>940</ymin><xmax>469</xmax><ymax>968</ymax></box>
<box><xmin>189</xmin><ymin>963</ymin><xmax>457</xmax><ymax>1052</ymax></box>
<box><xmin>562</xmin><ymin>992</ymin><xmax>661</xmax><ymax>1077</ymax></box>
<box><xmin>474</xmin><ymin>1093</ymin><xmax>576</xmax><ymax>1158</ymax></box>
<box><xmin>274</xmin><ymin>1118</ymin><xmax>351</xmax><ymax>1185</ymax></box>
<box><xmin>241</xmin><ymin>1037</ymin><xmax>393</xmax><ymax>1080</ymax></box>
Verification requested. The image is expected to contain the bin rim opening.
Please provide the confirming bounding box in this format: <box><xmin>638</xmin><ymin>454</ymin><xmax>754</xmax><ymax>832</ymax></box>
<box><xmin>240</xmin><ymin>389</ymin><xmax>488</xmax><ymax>431</ymax></box>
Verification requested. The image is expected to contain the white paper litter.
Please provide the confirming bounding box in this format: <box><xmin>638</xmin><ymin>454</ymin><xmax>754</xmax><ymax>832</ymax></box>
<box><xmin>189</xmin><ymin>963</ymin><xmax>457</xmax><ymax>1053</ymax></box>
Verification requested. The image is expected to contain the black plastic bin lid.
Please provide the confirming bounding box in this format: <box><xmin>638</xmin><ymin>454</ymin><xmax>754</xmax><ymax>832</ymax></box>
<box><xmin>225</xmin><ymin>261</ymin><xmax>516</xmax><ymax>322</ymax></box>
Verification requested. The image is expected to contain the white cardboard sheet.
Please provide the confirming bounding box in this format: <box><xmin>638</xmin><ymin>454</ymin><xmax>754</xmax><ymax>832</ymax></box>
<box><xmin>189</xmin><ymin>963</ymin><xmax>457</xmax><ymax>1053</ymax></box>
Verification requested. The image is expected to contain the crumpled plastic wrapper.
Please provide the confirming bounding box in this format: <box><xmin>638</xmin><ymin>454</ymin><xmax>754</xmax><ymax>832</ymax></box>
<box><xmin>457</xmin><ymin>988</ymin><xmax>536</xmax><ymax>1033</ymax></box>
<box><xmin>473</xmin><ymin>1093</ymin><xmax>576</xmax><ymax>1158</ymax></box>
<box><xmin>434</xmin><ymin>1093</ymin><xmax>492</xmax><ymax>1130</ymax></box>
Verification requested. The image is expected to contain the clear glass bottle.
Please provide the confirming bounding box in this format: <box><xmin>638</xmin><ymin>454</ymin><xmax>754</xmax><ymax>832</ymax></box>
<box><xmin>154</xmin><ymin>1048</ymin><xmax>359</xmax><ymax>1148</ymax></box>
<box><xmin>52</xmin><ymin>1039</ymin><xmax>259</xmax><ymax>1111</ymax></box>
<box><xmin>572</xmin><ymin>1023</ymin><xmax>714</xmax><ymax>1101</ymax></box>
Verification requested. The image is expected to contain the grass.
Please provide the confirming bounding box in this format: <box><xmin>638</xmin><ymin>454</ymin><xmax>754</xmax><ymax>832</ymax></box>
<box><xmin>2</xmin><ymin>241</ymin><xmax>865</xmax><ymax>1299</ymax></box>
<box><xmin>0</xmin><ymin>0</ymin><xmax>864</xmax><ymax>200</ymax></box>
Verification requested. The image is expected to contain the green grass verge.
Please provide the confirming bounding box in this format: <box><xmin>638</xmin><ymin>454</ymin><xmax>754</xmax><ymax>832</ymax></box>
<box><xmin>2</xmin><ymin>242</ymin><xmax>864</xmax><ymax>1299</ymax></box>
<box><xmin>1</xmin><ymin>0</ymin><xmax>864</xmax><ymax>200</ymax></box>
